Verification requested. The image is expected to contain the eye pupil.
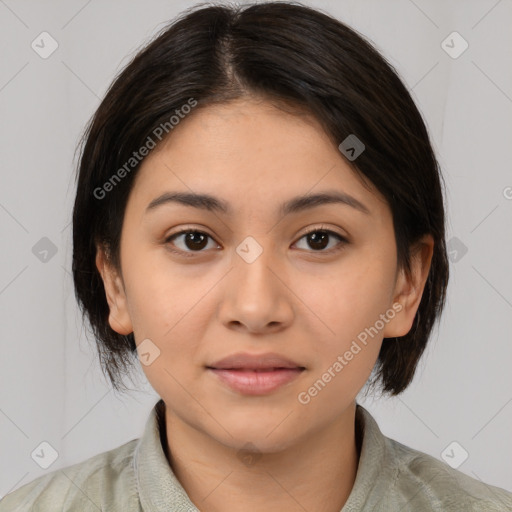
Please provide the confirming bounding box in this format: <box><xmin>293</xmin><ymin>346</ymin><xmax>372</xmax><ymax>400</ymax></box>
<box><xmin>308</xmin><ymin>231</ymin><xmax>329</xmax><ymax>250</ymax></box>
<box><xmin>185</xmin><ymin>232</ymin><xmax>208</xmax><ymax>250</ymax></box>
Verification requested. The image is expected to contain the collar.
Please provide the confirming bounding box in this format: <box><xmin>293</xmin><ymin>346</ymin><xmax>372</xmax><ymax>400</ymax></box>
<box><xmin>134</xmin><ymin>399</ymin><xmax>199</xmax><ymax>511</ymax></box>
<box><xmin>133</xmin><ymin>399</ymin><xmax>394</xmax><ymax>511</ymax></box>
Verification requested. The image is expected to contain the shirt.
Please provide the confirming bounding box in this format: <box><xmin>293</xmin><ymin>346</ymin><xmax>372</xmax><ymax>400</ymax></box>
<box><xmin>1</xmin><ymin>399</ymin><xmax>511</xmax><ymax>511</ymax></box>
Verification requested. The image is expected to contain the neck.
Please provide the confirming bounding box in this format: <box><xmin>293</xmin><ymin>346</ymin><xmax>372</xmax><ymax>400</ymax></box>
<box><xmin>162</xmin><ymin>402</ymin><xmax>360</xmax><ymax>512</ymax></box>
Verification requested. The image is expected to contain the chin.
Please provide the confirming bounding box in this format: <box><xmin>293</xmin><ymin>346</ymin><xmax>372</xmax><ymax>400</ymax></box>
<box><xmin>209</xmin><ymin>416</ymin><xmax>304</xmax><ymax>453</ymax></box>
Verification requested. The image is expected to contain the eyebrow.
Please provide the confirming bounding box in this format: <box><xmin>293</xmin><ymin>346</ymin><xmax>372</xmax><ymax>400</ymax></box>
<box><xmin>145</xmin><ymin>190</ymin><xmax>370</xmax><ymax>217</ymax></box>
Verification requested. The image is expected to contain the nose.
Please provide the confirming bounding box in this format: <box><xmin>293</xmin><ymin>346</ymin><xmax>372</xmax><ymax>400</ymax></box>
<box><xmin>217</xmin><ymin>241</ymin><xmax>294</xmax><ymax>334</ymax></box>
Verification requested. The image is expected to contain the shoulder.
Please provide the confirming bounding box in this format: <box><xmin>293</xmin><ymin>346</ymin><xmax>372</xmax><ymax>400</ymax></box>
<box><xmin>0</xmin><ymin>438</ymin><xmax>140</xmax><ymax>512</ymax></box>
<box><xmin>386</xmin><ymin>437</ymin><xmax>512</xmax><ymax>511</ymax></box>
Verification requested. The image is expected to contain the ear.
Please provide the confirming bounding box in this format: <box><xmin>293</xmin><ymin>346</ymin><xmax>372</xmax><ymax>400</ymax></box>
<box><xmin>95</xmin><ymin>245</ymin><xmax>133</xmax><ymax>336</ymax></box>
<box><xmin>383</xmin><ymin>234</ymin><xmax>434</xmax><ymax>338</ymax></box>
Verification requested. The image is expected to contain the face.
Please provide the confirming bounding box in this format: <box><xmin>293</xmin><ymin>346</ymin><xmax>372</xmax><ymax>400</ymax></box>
<box><xmin>97</xmin><ymin>97</ymin><xmax>431</xmax><ymax>453</ymax></box>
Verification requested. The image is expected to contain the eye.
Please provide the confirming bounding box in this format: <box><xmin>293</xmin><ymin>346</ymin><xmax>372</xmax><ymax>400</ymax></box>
<box><xmin>165</xmin><ymin>229</ymin><xmax>219</xmax><ymax>256</ymax></box>
<box><xmin>293</xmin><ymin>228</ymin><xmax>348</xmax><ymax>253</ymax></box>
<box><xmin>164</xmin><ymin>226</ymin><xmax>348</xmax><ymax>257</ymax></box>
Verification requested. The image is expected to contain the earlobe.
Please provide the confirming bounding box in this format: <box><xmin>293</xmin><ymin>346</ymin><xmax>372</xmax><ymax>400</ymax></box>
<box><xmin>95</xmin><ymin>246</ymin><xmax>133</xmax><ymax>336</ymax></box>
<box><xmin>383</xmin><ymin>234</ymin><xmax>434</xmax><ymax>338</ymax></box>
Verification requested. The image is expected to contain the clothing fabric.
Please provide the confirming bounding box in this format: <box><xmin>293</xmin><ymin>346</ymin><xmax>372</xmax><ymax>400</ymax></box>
<box><xmin>1</xmin><ymin>399</ymin><xmax>511</xmax><ymax>511</ymax></box>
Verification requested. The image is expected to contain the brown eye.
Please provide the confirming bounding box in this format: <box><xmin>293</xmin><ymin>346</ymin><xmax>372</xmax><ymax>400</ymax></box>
<box><xmin>294</xmin><ymin>229</ymin><xmax>348</xmax><ymax>253</ymax></box>
<box><xmin>165</xmin><ymin>230</ymin><xmax>219</xmax><ymax>254</ymax></box>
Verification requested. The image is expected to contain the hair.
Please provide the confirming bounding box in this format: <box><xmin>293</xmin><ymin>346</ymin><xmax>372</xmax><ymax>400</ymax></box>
<box><xmin>72</xmin><ymin>1</ymin><xmax>449</xmax><ymax>396</ymax></box>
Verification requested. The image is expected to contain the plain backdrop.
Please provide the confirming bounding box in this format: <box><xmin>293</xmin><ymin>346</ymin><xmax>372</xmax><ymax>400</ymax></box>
<box><xmin>1</xmin><ymin>0</ymin><xmax>511</xmax><ymax>499</ymax></box>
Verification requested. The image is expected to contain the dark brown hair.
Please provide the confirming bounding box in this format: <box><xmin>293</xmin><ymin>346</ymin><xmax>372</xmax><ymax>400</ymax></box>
<box><xmin>72</xmin><ymin>1</ymin><xmax>449</xmax><ymax>395</ymax></box>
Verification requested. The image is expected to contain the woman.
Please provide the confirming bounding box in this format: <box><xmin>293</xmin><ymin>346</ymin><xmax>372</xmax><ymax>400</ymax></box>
<box><xmin>2</xmin><ymin>2</ymin><xmax>511</xmax><ymax>510</ymax></box>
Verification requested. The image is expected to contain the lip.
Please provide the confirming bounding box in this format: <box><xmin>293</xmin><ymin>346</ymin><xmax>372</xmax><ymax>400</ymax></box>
<box><xmin>206</xmin><ymin>352</ymin><xmax>305</xmax><ymax>396</ymax></box>
<box><xmin>207</xmin><ymin>351</ymin><xmax>304</xmax><ymax>371</ymax></box>
<box><xmin>208</xmin><ymin>368</ymin><xmax>305</xmax><ymax>395</ymax></box>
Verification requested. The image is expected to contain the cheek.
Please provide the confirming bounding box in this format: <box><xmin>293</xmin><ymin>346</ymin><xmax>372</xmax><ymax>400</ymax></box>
<box><xmin>125</xmin><ymin>260</ymin><xmax>211</xmax><ymax>396</ymax></box>
<box><xmin>298</xmin><ymin>260</ymin><xmax>395</xmax><ymax>397</ymax></box>
<box><xmin>122</xmin><ymin>252</ymin><xmax>227</xmax><ymax>388</ymax></box>
<box><xmin>122</xmin><ymin>247</ymin><xmax>206</xmax><ymax>337</ymax></box>
<box><xmin>299</xmin><ymin>277</ymin><xmax>388</xmax><ymax>408</ymax></box>
<box><xmin>310</xmin><ymin>260</ymin><xmax>395</xmax><ymax>339</ymax></box>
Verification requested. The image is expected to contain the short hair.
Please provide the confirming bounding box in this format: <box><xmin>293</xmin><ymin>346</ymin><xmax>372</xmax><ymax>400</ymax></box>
<box><xmin>72</xmin><ymin>1</ymin><xmax>449</xmax><ymax>396</ymax></box>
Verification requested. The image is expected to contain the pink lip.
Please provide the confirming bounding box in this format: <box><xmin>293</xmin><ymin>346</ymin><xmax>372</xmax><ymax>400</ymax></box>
<box><xmin>208</xmin><ymin>351</ymin><xmax>304</xmax><ymax>371</ymax></box>
<box><xmin>208</xmin><ymin>368</ymin><xmax>304</xmax><ymax>395</ymax></box>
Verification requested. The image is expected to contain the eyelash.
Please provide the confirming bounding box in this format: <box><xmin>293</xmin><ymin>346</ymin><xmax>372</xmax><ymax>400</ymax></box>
<box><xmin>164</xmin><ymin>226</ymin><xmax>348</xmax><ymax>258</ymax></box>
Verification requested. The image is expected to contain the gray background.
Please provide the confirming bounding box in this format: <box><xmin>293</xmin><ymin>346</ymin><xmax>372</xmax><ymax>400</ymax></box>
<box><xmin>1</xmin><ymin>0</ymin><xmax>511</xmax><ymax>498</ymax></box>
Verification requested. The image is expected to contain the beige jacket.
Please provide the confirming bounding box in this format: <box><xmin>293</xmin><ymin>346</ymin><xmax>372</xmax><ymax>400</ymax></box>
<box><xmin>1</xmin><ymin>400</ymin><xmax>511</xmax><ymax>511</ymax></box>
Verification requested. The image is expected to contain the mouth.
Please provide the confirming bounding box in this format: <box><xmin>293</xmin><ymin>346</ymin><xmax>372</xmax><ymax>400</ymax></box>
<box><xmin>206</xmin><ymin>352</ymin><xmax>306</xmax><ymax>395</ymax></box>
<box><xmin>206</xmin><ymin>366</ymin><xmax>306</xmax><ymax>395</ymax></box>
<box><xmin>207</xmin><ymin>367</ymin><xmax>305</xmax><ymax>372</ymax></box>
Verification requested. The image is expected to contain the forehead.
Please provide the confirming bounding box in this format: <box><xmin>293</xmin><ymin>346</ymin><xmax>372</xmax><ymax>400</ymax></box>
<box><xmin>128</xmin><ymin>98</ymin><xmax>386</xmax><ymax>217</ymax></box>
